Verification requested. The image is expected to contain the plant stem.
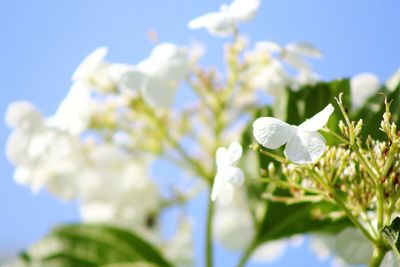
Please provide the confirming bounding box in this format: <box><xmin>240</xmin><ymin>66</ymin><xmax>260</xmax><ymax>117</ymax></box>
<box><xmin>369</xmin><ymin>246</ymin><xmax>386</xmax><ymax>267</ymax></box>
<box><xmin>205</xmin><ymin>195</ymin><xmax>215</xmax><ymax>267</ymax></box>
<box><xmin>236</xmin><ymin>239</ymin><xmax>258</xmax><ymax>267</ymax></box>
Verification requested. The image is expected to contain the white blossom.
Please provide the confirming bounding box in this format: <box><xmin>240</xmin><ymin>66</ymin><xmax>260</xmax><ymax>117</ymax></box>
<box><xmin>253</xmin><ymin>104</ymin><xmax>334</xmax><ymax>164</ymax></box>
<box><xmin>350</xmin><ymin>73</ymin><xmax>380</xmax><ymax>109</ymax></box>
<box><xmin>213</xmin><ymin>200</ymin><xmax>254</xmax><ymax>250</ymax></box>
<box><xmin>48</xmin><ymin>83</ymin><xmax>95</xmax><ymax>135</ymax></box>
<box><xmin>386</xmin><ymin>68</ymin><xmax>400</xmax><ymax>91</ymax></box>
<box><xmin>257</xmin><ymin>41</ymin><xmax>322</xmax><ymax>72</ymax></box>
<box><xmin>251</xmin><ymin>60</ymin><xmax>291</xmax><ymax>97</ymax></box>
<box><xmin>121</xmin><ymin>43</ymin><xmax>190</xmax><ymax>108</ymax></box>
<box><xmin>72</xmin><ymin>47</ymin><xmax>132</xmax><ymax>94</ymax></box>
<box><xmin>78</xmin><ymin>144</ymin><xmax>161</xmax><ymax>232</ymax></box>
<box><xmin>5</xmin><ymin>101</ymin><xmax>43</xmax><ymax>131</ymax></box>
<box><xmin>188</xmin><ymin>0</ymin><xmax>260</xmax><ymax>37</ymax></box>
<box><xmin>211</xmin><ymin>141</ymin><xmax>244</xmax><ymax>205</ymax></box>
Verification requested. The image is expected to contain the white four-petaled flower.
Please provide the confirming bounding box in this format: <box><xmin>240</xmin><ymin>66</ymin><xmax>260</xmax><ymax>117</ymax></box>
<box><xmin>120</xmin><ymin>43</ymin><xmax>190</xmax><ymax>108</ymax></box>
<box><xmin>188</xmin><ymin>0</ymin><xmax>260</xmax><ymax>37</ymax></box>
<box><xmin>211</xmin><ymin>141</ymin><xmax>244</xmax><ymax>205</ymax></box>
<box><xmin>253</xmin><ymin>104</ymin><xmax>334</xmax><ymax>164</ymax></box>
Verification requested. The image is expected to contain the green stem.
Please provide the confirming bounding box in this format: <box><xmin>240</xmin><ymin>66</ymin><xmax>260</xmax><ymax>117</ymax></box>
<box><xmin>205</xmin><ymin>196</ymin><xmax>215</xmax><ymax>267</ymax></box>
<box><xmin>236</xmin><ymin>239</ymin><xmax>257</xmax><ymax>267</ymax></box>
<box><xmin>310</xmin><ymin>169</ymin><xmax>376</xmax><ymax>242</ymax></box>
<box><xmin>369</xmin><ymin>246</ymin><xmax>386</xmax><ymax>267</ymax></box>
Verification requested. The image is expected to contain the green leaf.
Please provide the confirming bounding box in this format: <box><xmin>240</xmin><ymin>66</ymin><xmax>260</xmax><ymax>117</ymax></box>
<box><xmin>258</xmin><ymin>200</ymin><xmax>350</xmax><ymax>243</ymax></box>
<box><xmin>16</xmin><ymin>224</ymin><xmax>174</xmax><ymax>267</ymax></box>
<box><xmin>381</xmin><ymin>217</ymin><xmax>400</xmax><ymax>263</ymax></box>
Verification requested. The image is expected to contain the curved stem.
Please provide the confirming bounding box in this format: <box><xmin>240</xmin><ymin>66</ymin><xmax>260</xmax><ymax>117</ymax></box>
<box><xmin>369</xmin><ymin>246</ymin><xmax>386</xmax><ymax>267</ymax></box>
<box><xmin>205</xmin><ymin>196</ymin><xmax>215</xmax><ymax>267</ymax></box>
<box><xmin>236</xmin><ymin>239</ymin><xmax>257</xmax><ymax>267</ymax></box>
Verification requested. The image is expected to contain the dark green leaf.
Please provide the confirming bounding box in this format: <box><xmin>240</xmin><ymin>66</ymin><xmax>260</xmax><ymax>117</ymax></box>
<box><xmin>15</xmin><ymin>224</ymin><xmax>173</xmax><ymax>267</ymax></box>
<box><xmin>257</xmin><ymin>200</ymin><xmax>350</xmax><ymax>243</ymax></box>
<box><xmin>381</xmin><ymin>217</ymin><xmax>400</xmax><ymax>263</ymax></box>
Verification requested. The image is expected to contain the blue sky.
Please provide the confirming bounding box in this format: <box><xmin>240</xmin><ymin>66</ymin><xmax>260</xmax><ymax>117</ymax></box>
<box><xmin>0</xmin><ymin>0</ymin><xmax>399</xmax><ymax>266</ymax></box>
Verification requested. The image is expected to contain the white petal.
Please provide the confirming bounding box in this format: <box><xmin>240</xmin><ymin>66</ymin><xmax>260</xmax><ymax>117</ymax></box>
<box><xmin>14</xmin><ymin>166</ymin><xmax>33</xmax><ymax>185</ymax></box>
<box><xmin>386</xmin><ymin>68</ymin><xmax>400</xmax><ymax>92</ymax></box>
<box><xmin>284</xmin><ymin>130</ymin><xmax>326</xmax><ymax>164</ymax></box>
<box><xmin>251</xmin><ymin>60</ymin><xmax>291</xmax><ymax>96</ymax></box>
<box><xmin>141</xmin><ymin>77</ymin><xmax>176</xmax><ymax>108</ymax></box>
<box><xmin>255</xmin><ymin>41</ymin><xmax>282</xmax><ymax>54</ymax></box>
<box><xmin>253</xmin><ymin>117</ymin><xmax>295</xmax><ymax>149</ymax></box>
<box><xmin>6</xmin><ymin>130</ymin><xmax>32</xmax><ymax>165</ymax></box>
<box><xmin>49</xmin><ymin>82</ymin><xmax>94</xmax><ymax>135</ymax></box>
<box><xmin>211</xmin><ymin>174</ymin><xmax>224</xmax><ymax>202</ymax></box>
<box><xmin>298</xmin><ymin>104</ymin><xmax>334</xmax><ymax>132</ymax></box>
<box><xmin>227</xmin><ymin>141</ymin><xmax>243</xmax><ymax>164</ymax></box>
<box><xmin>108</xmin><ymin>63</ymin><xmax>133</xmax><ymax>82</ymax></box>
<box><xmin>119</xmin><ymin>69</ymin><xmax>146</xmax><ymax>92</ymax></box>
<box><xmin>72</xmin><ymin>47</ymin><xmax>108</xmax><ymax>81</ymax></box>
<box><xmin>218</xmin><ymin>182</ymin><xmax>234</xmax><ymax>205</ymax></box>
<box><xmin>350</xmin><ymin>73</ymin><xmax>380</xmax><ymax>108</ymax></box>
<box><xmin>227</xmin><ymin>0</ymin><xmax>260</xmax><ymax>22</ymax></box>
<box><xmin>286</xmin><ymin>42</ymin><xmax>323</xmax><ymax>58</ymax></box>
<box><xmin>282</xmin><ymin>51</ymin><xmax>311</xmax><ymax>71</ymax></box>
<box><xmin>5</xmin><ymin>101</ymin><xmax>43</xmax><ymax>130</ymax></box>
<box><xmin>188</xmin><ymin>12</ymin><xmax>235</xmax><ymax>37</ymax></box>
<box><xmin>213</xmin><ymin>205</ymin><xmax>254</xmax><ymax>250</ymax></box>
<box><xmin>216</xmin><ymin>147</ymin><xmax>230</xmax><ymax>168</ymax></box>
<box><xmin>217</xmin><ymin>166</ymin><xmax>244</xmax><ymax>186</ymax></box>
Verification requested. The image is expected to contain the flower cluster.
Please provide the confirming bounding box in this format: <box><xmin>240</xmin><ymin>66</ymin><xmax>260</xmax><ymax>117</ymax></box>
<box><xmin>5</xmin><ymin>0</ymin><xmax>400</xmax><ymax>266</ymax></box>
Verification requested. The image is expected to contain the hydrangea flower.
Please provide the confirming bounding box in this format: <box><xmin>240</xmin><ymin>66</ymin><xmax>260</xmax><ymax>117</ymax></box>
<box><xmin>188</xmin><ymin>0</ymin><xmax>260</xmax><ymax>37</ymax></box>
<box><xmin>5</xmin><ymin>101</ymin><xmax>43</xmax><ymax>131</ymax></box>
<box><xmin>350</xmin><ymin>73</ymin><xmax>380</xmax><ymax>109</ymax></box>
<box><xmin>253</xmin><ymin>104</ymin><xmax>334</xmax><ymax>164</ymax></box>
<box><xmin>211</xmin><ymin>141</ymin><xmax>244</xmax><ymax>205</ymax></box>
<box><xmin>121</xmin><ymin>43</ymin><xmax>190</xmax><ymax>108</ymax></box>
<box><xmin>48</xmin><ymin>82</ymin><xmax>95</xmax><ymax>135</ymax></box>
<box><xmin>256</xmin><ymin>41</ymin><xmax>322</xmax><ymax>72</ymax></box>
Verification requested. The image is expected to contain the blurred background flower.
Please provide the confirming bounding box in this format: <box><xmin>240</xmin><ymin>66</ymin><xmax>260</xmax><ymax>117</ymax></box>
<box><xmin>0</xmin><ymin>1</ymin><xmax>400</xmax><ymax>266</ymax></box>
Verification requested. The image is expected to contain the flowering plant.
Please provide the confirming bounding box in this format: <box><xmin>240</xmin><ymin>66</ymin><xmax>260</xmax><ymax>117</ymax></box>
<box><xmin>4</xmin><ymin>0</ymin><xmax>400</xmax><ymax>267</ymax></box>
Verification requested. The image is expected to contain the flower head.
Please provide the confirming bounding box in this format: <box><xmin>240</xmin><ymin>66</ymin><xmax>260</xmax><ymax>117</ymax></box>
<box><xmin>253</xmin><ymin>104</ymin><xmax>334</xmax><ymax>164</ymax></box>
<box><xmin>211</xmin><ymin>141</ymin><xmax>244</xmax><ymax>205</ymax></box>
<box><xmin>188</xmin><ymin>0</ymin><xmax>260</xmax><ymax>37</ymax></box>
<box><xmin>121</xmin><ymin>43</ymin><xmax>190</xmax><ymax>108</ymax></box>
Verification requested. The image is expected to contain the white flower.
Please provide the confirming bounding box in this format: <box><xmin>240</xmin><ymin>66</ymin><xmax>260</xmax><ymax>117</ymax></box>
<box><xmin>72</xmin><ymin>47</ymin><xmax>128</xmax><ymax>93</ymax></box>
<box><xmin>72</xmin><ymin>47</ymin><xmax>108</xmax><ymax>82</ymax></box>
<box><xmin>251</xmin><ymin>60</ymin><xmax>291</xmax><ymax>96</ymax></box>
<box><xmin>350</xmin><ymin>73</ymin><xmax>380</xmax><ymax>109</ymax></box>
<box><xmin>121</xmin><ymin>43</ymin><xmax>190</xmax><ymax>108</ymax></box>
<box><xmin>386</xmin><ymin>68</ymin><xmax>400</xmax><ymax>92</ymax></box>
<box><xmin>257</xmin><ymin>41</ymin><xmax>322</xmax><ymax>71</ymax></box>
<box><xmin>79</xmin><ymin>144</ymin><xmax>161</xmax><ymax>231</ymax></box>
<box><xmin>211</xmin><ymin>141</ymin><xmax>244</xmax><ymax>205</ymax></box>
<box><xmin>253</xmin><ymin>104</ymin><xmax>334</xmax><ymax>164</ymax></box>
<box><xmin>188</xmin><ymin>0</ymin><xmax>260</xmax><ymax>37</ymax></box>
<box><xmin>214</xmin><ymin>200</ymin><xmax>254</xmax><ymax>250</ymax></box>
<box><xmin>5</xmin><ymin>101</ymin><xmax>43</xmax><ymax>131</ymax></box>
<box><xmin>48</xmin><ymin>83</ymin><xmax>95</xmax><ymax>135</ymax></box>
